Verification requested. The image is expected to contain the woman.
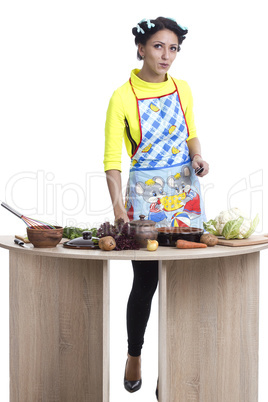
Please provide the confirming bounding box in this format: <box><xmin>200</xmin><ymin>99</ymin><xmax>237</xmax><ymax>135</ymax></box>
<box><xmin>104</xmin><ymin>17</ymin><xmax>209</xmax><ymax>399</ymax></box>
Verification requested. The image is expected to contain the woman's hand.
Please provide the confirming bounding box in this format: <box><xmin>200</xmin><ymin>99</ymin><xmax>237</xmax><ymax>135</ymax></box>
<box><xmin>115</xmin><ymin>211</ymin><xmax>130</xmax><ymax>223</ymax></box>
<box><xmin>187</xmin><ymin>138</ymin><xmax>209</xmax><ymax>177</ymax></box>
<box><xmin>192</xmin><ymin>155</ymin><xmax>209</xmax><ymax>177</ymax></box>
<box><xmin>187</xmin><ymin>137</ymin><xmax>209</xmax><ymax>177</ymax></box>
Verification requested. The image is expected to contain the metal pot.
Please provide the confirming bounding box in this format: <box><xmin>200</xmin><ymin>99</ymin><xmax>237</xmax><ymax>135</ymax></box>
<box><xmin>129</xmin><ymin>215</ymin><xmax>158</xmax><ymax>248</ymax></box>
<box><xmin>63</xmin><ymin>231</ymin><xmax>99</xmax><ymax>249</ymax></box>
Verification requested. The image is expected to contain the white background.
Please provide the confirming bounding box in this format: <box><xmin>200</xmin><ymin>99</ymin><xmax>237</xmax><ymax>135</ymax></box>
<box><xmin>0</xmin><ymin>0</ymin><xmax>267</xmax><ymax>401</ymax></box>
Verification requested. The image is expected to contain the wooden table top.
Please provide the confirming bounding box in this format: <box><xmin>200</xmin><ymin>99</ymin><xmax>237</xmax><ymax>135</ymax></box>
<box><xmin>1</xmin><ymin>235</ymin><xmax>268</xmax><ymax>261</ymax></box>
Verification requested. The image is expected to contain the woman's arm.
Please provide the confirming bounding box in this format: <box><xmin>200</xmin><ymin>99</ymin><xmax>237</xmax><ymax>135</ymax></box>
<box><xmin>187</xmin><ymin>137</ymin><xmax>209</xmax><ymax>177</ymax></box>
<box><xmin>105</xmin><ymin>169</ymin><xmax>129</xmax><ymax>222</ymax></box>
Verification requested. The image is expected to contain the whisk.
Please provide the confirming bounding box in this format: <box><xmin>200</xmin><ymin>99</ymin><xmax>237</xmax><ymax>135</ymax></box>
<box><xmin>1</xmin><ymin>202</ymin><xmax>56</xmax><ymax>229</ymax></box>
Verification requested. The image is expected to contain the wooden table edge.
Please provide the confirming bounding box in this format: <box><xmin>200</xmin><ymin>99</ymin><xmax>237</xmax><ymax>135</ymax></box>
<box><xmin>1</xmin><ymin>235</ymin><xmax>268</xmax><ymax>261</ymax></box>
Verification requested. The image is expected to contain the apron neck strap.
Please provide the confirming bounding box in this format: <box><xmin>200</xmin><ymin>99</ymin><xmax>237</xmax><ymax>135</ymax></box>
<box><xmin>129</xmin><ymin>78</ymin><xmax>137</xmax><ymax>98</ymax></box>
<box><xmin>129</xmin><ymin>76</ymin><xmax>179</xmax><ymax>99</ymax></box>
<box><xmin>171</xmin><ymin>76</ymin><xmax>179</xmax><ymax>94</ymax></box>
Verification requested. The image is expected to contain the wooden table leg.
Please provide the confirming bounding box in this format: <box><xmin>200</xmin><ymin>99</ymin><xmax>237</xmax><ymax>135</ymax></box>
<box><xmin>159</xmin><ymin>252</ymin><xmax>259</xmax><ymax>402</ymax></box>
<box><xmin>10</xmin><ymin>252</ymin><xmax>109</xmax><ymax>402</ymax></box>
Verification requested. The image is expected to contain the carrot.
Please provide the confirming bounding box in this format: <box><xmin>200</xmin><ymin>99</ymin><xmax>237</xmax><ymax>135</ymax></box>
<box><xmin>176</xmin><ymin>239</ymin><xmax>207</xmax><ymax>249</ymax></box>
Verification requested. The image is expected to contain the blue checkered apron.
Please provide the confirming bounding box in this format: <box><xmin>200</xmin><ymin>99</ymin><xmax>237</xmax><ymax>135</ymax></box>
<box><xmin>126</xmin><ymin>78</ymin><xmax>206</xmax><ymax>229</ymax></box>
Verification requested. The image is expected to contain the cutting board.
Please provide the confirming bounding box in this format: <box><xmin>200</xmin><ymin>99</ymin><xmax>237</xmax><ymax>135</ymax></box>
<box><xmin>217</xmin><ymin>234</ymin><xmax>268</xmax><ymax>247</ymax></box>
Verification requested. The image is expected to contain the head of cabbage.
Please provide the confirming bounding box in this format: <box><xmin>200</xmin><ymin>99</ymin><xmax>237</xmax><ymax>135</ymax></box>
<box><xmin>203</xmin><ymin>208</ymin><xmax>259</xmax><ymax>240</ymax></box>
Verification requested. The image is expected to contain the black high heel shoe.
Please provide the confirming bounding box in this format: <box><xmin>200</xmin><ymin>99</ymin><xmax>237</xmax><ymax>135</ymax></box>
<box><xmin>156</xmin><ymin>378</ymin><xmax>159</xmax><ymax>400</ymax></box>
<box><xmin>124</xmin><ymin>359</ymin><xmax>142</xmax><ymax>393</ymax></box>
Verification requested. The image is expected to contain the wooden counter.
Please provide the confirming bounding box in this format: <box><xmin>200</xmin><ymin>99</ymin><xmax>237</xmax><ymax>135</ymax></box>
<box><xmin>1</xmin><ymin>236</ymin><xmax>267</xmax><ymax>402</ymax></box>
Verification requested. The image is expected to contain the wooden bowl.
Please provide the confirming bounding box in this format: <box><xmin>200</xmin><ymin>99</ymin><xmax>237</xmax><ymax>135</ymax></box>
<box><xmin>157</xmin><ymin>227</ymin><xmax>204</xmax><ymax>247</ymax></box>
<box><xmin>26</xmin><ymin>226</ymin><xmax>63</xmax><ymax>248</ymax></box>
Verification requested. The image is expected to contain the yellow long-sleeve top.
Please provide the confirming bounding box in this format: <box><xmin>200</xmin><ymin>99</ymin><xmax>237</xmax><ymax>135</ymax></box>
<box><xmin>104</xmin><ymin>69</ymin><xmax>197</xmax><ymax>172</ymax></box>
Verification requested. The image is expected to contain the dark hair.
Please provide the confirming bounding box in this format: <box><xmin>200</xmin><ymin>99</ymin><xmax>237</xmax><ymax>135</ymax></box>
<box><xmin>132</xmin><ymin>17</ymin><xmax>188</xmax><ymax>60</ymax></box>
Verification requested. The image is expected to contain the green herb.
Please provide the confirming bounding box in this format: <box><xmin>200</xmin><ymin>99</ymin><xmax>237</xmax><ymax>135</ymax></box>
<box><xmin>63</xmin><ymin>226</ymin><xmax>98</xmax><ymax>240</ymax></box>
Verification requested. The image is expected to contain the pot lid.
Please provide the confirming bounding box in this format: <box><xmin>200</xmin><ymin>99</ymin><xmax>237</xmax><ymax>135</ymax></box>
<box><xmin>129</xmin><ymin>214</ymin><xmax>156</xmax><ymax>227</ymax></box>
<box><xmin>63</xmin><ymin>231</ymin><xmax>99</xmax><ymax>249</ymax></box>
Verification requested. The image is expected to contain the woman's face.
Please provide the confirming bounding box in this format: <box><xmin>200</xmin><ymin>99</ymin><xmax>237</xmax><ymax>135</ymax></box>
<box><xmin>138</xmin><ymin>29</ymin><xmax>179</xmax><ymax>82</ymax></box>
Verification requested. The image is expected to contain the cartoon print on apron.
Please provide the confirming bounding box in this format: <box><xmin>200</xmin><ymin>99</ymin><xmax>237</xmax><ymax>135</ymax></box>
<box><xmin>125</xmin><ymin>78</ymin><xmax>206</xmax><ymax>229</ymax></box>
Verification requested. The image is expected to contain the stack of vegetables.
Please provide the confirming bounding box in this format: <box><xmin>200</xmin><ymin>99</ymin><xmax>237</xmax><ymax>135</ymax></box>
<box><xmin>96</xmin><ymin>219</ymin><xmax>140</xmax><ymax>250</ymax></box>
<box><xmin>62</xmin><ymin>208</ymin><xmax>260</xmax><ymax>251</ymax></box>
<box><xmin>204</xmin><ymin>207</ymin><xmax>259</xmax><ymax>240</ymax></box>
<box><xmin>63</xmin><ymin>219</ymin><xmax>140</xmax><ymax>251</ymax></box>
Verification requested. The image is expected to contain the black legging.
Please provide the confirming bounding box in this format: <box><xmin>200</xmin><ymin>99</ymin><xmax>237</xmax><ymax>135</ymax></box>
<box><xmin>126</xmin><ymin>260</ymin><xmax>159</xmax><ymax>357</ymax></box>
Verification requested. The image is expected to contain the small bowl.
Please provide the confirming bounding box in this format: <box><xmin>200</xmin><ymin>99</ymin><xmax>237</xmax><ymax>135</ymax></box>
<box><xmin>157</xmin><ymin>227</ymin><xmax>204</xmax><ymax>247</ymax></box>
<box><xmin>27</xmin><ymin>226</ymin><xmax>63</xmax><ymax>248</ymax></box>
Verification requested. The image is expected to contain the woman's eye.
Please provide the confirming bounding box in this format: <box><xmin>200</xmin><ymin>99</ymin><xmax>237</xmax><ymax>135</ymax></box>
<box><xmin>154</xmin><ymin>44</ymin><xmax>162</xmax><ymax>49</ymax></box>
<box><xmin>171</xmin><ymin>46</ymin><xmax>178</xmax><ymax>51</ymax></box>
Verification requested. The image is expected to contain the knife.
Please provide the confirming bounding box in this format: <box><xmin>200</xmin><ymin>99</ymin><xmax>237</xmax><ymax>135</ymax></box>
<box><xmin>14</xmin><ymin>238</ymin><xmax>30</xmax><ymax>248</ymax></box>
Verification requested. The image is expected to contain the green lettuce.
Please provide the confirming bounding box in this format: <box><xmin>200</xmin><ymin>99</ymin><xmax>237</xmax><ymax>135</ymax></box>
<box><xmin>221</xmin><ymin>217</ymin><xmax>244</xmax><ymax>240</ymax></box>
<box><xmin>203</xmin><ymin>219</ymin><xmax>220</xmax><ymax>236</ymax></box>
<box><xmin>243</xmin><ymin>214</ymin><xmax>260</xmax><ymax>239</ymax></box>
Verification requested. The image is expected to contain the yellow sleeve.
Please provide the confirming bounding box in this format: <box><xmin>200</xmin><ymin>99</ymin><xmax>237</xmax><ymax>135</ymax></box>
<box><xmin>104</xmin><ymin>90</ymin><xmax>125</xmax><ymax>172</ymax></box>
<box><xmin>174</xmin><ymin>79</ymin><xmax>197</xmax><ymax>141</ymax></box>
<box><xmin>184</xmin><ymin>82</ymin><xmax>197</xmax><ymax>141</ymax></box>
